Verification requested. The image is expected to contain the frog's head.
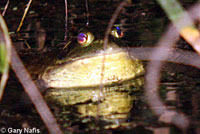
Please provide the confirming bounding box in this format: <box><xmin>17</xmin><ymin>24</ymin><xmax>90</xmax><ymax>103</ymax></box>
<box><xmin>64</xmin><ymin>26</ymin><xmax>125</xmax><ymax>62</ymax></box>
<box><xmin>40</xmin><ymin>26</ymin><xmax>144</xmax><ymax>89</ymax></box>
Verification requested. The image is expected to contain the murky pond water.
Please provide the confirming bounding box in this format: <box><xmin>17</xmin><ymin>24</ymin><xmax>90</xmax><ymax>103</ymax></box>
<box><xmin>1</xmin><ymin>0</ymin><xmax>200</xmax><ymax>133</ymax></box>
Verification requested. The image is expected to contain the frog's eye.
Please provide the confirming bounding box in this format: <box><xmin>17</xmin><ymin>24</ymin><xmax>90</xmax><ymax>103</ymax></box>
<box><xmin>77</xmin><ymin>32</ymin><xmax>94</xmax><ymax>47</ymax></box>
<box><xmin>111</xmin><ymin>26</ymin><xmax>124</xmax><ymax>38</ymax></box>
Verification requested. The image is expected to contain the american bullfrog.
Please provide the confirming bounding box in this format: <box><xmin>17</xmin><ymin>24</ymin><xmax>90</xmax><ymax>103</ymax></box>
<box><xmin>35</xmin><ymin>27</ymin><xmax>144</xmax><ymax>124</ymax></box>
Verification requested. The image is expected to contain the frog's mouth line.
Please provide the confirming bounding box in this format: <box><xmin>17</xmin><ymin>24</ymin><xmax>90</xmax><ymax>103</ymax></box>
<box><xmin>46</xmin><ymin>75</ymin><xmax>144</xmax><ymax>91</ymax></box>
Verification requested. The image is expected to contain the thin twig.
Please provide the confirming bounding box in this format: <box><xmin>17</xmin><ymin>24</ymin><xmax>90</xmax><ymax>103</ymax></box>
<box><xmin>127</xmin><ymin>47</ymin><xmax>200</xmax><ymax>67</ymax></box>
<box><xmin>144</xmin><ymin>6</ymin><xmax>200</xmax><ymax>132</ymax></box>
<box><xmin>97</xmin><ymin>0</ymin><xmax>128</xmax><ymax>121</ymax></box>
<box><xmin>10</xmin><ymin>45</ymin><xmax>63</xmax><ymax>134</ymax></box>
<box><xmin>145</xmin><ymin>3</ymin><xmax>200</xmax><ymax>131</ymax></box>
<box><xmin>145</xmin><ymin>24</ymin><xmax>190</xmax><ymax>131</ymax></box>
<box><xmin>2</xmin><ymin>0</ymin><xmax>9</xmax><ymax>16</ymax></box>
<box><xmin>17</xmin><ymin>0</ymin><xmax>32</xmax><ymax>32</ymax></box>
<box><xmin>64</xmin><ymin>0</ymin><xmax>68</xmax><ymax>42</ymax></box>
<box><xmin>101</xmin><ymin>0</ymin><xmax>128</xmax><ymax>87</ymax></box>
<box><xmin>85</xmin><ymin>0</ymin><xmax>89</xmax><ymax>26</ymax></box>
<box><xmin>103</xmin><ymin>0</ymin><xmax>128</xmax><ymax>50</ymax></box>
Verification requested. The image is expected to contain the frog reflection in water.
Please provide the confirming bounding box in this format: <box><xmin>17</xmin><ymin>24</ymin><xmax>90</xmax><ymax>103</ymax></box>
<box><xmin>39</xmin><ymin>27</ymin><xmax>144</xmax><ymax>126</ymax></box>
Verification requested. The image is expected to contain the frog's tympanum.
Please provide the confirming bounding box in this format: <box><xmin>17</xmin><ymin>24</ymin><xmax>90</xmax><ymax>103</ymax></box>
<box><xmin>37</xmin><ymin>27</ymin><xmax>144</xmax><ymax>128</ymax></box>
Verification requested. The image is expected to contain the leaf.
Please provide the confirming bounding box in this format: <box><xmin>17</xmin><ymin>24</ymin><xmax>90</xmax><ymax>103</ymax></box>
<box><xmin>0</xmin><ymin>44</ymin><xmax>8</xmax><ymax>73</ymax></box>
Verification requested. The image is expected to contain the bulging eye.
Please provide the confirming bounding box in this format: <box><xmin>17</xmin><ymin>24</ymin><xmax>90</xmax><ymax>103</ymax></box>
<box><xmin>78</xmin><ymin>33</ymin><xmax>87</xmax><ymax>44</ymax></box>
<box><xmin>77</xmin><ymin>32</ymin><xmax>94</xmax><ymax>47</ymax></box>
<box><xmin>111</xmin><ymin>26</ymin><xmax>124</xmax><ymax>38</ymax></box>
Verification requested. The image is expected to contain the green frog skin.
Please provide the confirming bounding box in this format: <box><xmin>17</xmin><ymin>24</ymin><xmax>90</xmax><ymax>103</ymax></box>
<box><xmin>35</xmin><ymin>30</ymin><xmax>145</xmax><ymax>124</ymax></box>
<box><xmin>40</xmin><ymin>40</ymin><xmax>144</xmax><ymax>88</ymax></box>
